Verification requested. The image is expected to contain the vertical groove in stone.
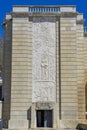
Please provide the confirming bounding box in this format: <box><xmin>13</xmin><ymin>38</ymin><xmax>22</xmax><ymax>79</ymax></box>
<box><xmin>55</xmin><ymin>17</ymin><xmax>59</xmax><ymax>118</ymax></box>
<box><xmin>59</xmin><ymin>18</ymin><xmax>62</xmax><ymax>120</ymax></box>
<box><xmin>28</xmin><ymin>17</ymin><xmax>32</xmax><ymax>105</ymax></box>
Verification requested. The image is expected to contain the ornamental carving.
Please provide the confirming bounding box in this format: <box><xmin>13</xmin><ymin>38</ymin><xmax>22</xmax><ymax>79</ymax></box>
<box><xmin>32</xmin><ymin>17</ymin><xmax>56</xmax><ymax>102</ymax></box>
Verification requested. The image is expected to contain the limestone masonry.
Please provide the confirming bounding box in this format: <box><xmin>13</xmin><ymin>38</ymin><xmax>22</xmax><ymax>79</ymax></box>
<box><xmin>2</xmin><ymin>5</ymin><xmax>87</xmax><ymax>129</ymax></box>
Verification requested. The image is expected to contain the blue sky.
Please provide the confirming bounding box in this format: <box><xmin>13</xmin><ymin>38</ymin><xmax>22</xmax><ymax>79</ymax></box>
<box><xmin>0</xmin><ymin>0</ymin><xmax>87</xmax><ymax>38</ymax></box>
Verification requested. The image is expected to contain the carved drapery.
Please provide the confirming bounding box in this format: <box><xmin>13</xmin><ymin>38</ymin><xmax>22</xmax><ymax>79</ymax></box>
<box><xmin>32</xmin><ymin>17</ymin><xmax>56</xmax><ymax>102</ymax></box>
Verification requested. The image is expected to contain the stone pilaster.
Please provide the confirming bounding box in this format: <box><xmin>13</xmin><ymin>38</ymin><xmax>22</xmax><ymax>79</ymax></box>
<box><xmin>84</xmin><ymin>32</ymin><xmax>87</xmax><ymax>120</ymax></box>
<box><xmin>60</xmin><ymin>16</ymin><xmax>78</xmax><ymax>128</ymax></box>
<box><xmin>9</xmin><ymin>16</ymin><xmax>32</xmax><ymax>129</ymax></box>
<box><xmin>76</xmin><ymin>14</ymin><xmax>85</xmax><ymax>119</ymax></box>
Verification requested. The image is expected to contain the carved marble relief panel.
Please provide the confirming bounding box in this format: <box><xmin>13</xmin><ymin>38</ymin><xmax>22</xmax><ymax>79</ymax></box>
<box><xmin>32</xmin><ymin>17</ymin><xmax>56</xmax><ymax>102</ymax></box>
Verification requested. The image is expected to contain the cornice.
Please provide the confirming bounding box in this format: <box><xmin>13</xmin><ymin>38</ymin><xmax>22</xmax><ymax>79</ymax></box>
<box><xmin>60</xmin><ymin>12</ymin><xmax>77</xmax><ymax>17</ymax></box>
<box><xmin>11</xmin><ymin>12</ymin><xmax>60</xmax><ymax>17</ymax></box>
<box><xmin>11</xmin><ymin>12</ymin><xmax>77</xmax><ymax>18</ymax></box>
<box><xmin>76</xmin><ymin>19</ymin><xmax>85</xmax><ymax>24</ymax></box>
<box><xmin>3</xmin><ymin>12</ymin><xmax>82</xmax><ymax>26</ymax></box>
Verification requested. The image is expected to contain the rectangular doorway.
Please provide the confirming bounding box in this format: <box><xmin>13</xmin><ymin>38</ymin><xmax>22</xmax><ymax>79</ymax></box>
<box><xmin>36</xmin><ymin>110</ymin><xmax>53</xmax><ymax>127</ymax></box>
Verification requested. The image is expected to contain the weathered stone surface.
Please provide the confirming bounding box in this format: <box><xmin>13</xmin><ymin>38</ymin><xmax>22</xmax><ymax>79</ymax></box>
<box><xmin>60</xmin><ymin>120</ymin><xmax>78</xmax><ymax>129</ymax></box>
<box><xmin>2</xmin><ymin>5</ymin><xmax>87</xmax><ymax>129</ymax></box>
<box><xmin>32</xmin><ymin>17</ymin><xmax>56</xmax><ymax>102</ymax></box>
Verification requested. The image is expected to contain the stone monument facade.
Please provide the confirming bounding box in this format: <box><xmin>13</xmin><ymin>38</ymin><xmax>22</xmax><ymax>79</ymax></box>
<box><xmin>2</xmin><ymin>5</ymin><xmax>87</xmax><ymax>129</ymax></box>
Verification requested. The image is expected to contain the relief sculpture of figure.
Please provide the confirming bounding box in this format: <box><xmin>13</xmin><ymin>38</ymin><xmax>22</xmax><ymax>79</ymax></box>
<box><xmin>41</xmin><ymin>53</ymin><xmax>49</xmax><ymax>80</ymax></box>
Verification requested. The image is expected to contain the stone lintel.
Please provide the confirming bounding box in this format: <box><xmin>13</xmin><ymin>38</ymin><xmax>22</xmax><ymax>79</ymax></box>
<box><xmin>35</xmin><ymin>102</ymin><xmax>55</xmax><ymax>110</ymax></box>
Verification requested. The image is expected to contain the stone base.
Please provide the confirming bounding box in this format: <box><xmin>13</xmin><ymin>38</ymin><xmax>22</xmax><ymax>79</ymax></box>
<box><xmin>59</xmin><ymin>119</ymin><xmax>79</xmax><ymax>129</ymax></box>
<box><xmin>7</xmin><ymin>119</ymin><xmax>87</xmax><ymax>129</ymax></box>
<box><xmin>9</xmin><ymin>119</ymin><xmax>29</xmax><ymax>129</ymax></box>
<box><xmin>2</xmin><ymin>128</ymin><xmax>76</xmax><ymax>130</ymax></box>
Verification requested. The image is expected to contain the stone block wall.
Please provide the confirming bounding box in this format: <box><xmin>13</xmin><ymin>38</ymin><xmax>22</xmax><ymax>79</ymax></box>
<box><xmin>2</xmin><ymin>5</ymin><xmax>87</xmax><ymax>129</ymax></box>
<box><xmin>9</xmin><ymin>17</ymin><xmax>32</xmax><ymax>129</ymax></box>
<box><xmin>60</xmin><ymin>17</ymin><xmax>78</xmax><ymax>119</ymax></box>
<box><xmin>77</xmin><ymin>22</ymin><xmax>85</xmax><ymax>119</ymax></box>
<box><xmin>84</xmin><ymin>34</ymin><xmax>87</xmax><ymax>117</ymax></box>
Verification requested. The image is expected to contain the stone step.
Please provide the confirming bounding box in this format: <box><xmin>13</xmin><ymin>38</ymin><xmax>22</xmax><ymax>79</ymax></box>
<box><xmin>31</xmin><ymin>129</ymin><xmax>76</xmax><ymax>130</ymax></box>
<box><xmin>3</xmin><ymin>129</ymin><xmax>77</xmax><ymax>130</ymax></box>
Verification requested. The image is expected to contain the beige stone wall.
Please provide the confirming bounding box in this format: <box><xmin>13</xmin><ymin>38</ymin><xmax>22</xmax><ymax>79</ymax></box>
<box><xmin>84</xmin><ymin>36</ymin><xmax>87</xmax><ymax>79</ymax></box>
<box><xmin>9</xmin><ymin>17</ymin><xmax>32</xmax><ymax>129</ymax></box>
<box><xmin>60</xmin><ymin>17</ymin><xmax>78</xmax><ymax>119</ymax></box>
<box><xmin>3</xmin><ymin>6</ymin><xmax>87</xmax><ymax>129</ymax></box>
<box><xmin>76</xmin><ymin>23</ymin><xmax>85</xmax><ymax>119</ymax></box>
<box><xmin>84</xmin><ymin>34</ymin><xmax>87</xmax><ymax>116</ymax></box>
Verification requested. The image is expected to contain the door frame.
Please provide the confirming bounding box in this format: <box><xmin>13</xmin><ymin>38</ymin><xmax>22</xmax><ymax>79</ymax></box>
<box><xmin>31</xmin><ymin>102</ymin><xmax>57</xmax><ymax>128</ymax></box>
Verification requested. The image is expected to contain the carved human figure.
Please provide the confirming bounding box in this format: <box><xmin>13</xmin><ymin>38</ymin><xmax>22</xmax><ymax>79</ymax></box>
<box><xmin>41</xmin><ymin>53</ymin><xmax>48</xmax><ymax>80</ymax></box>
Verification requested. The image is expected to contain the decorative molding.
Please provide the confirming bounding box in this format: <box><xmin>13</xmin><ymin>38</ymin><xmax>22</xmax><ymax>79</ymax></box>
<box><xmin>36</xmin><ymin>102</ymin><xmax>54</xmax><ymax>109</ymax></box>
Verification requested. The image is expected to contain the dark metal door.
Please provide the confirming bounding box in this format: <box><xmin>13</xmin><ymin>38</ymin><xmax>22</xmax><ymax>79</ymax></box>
<box><xmin>37</xmin><ymin>110</ymin><xmax>52</xmax><ymax>127</ymax></box>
